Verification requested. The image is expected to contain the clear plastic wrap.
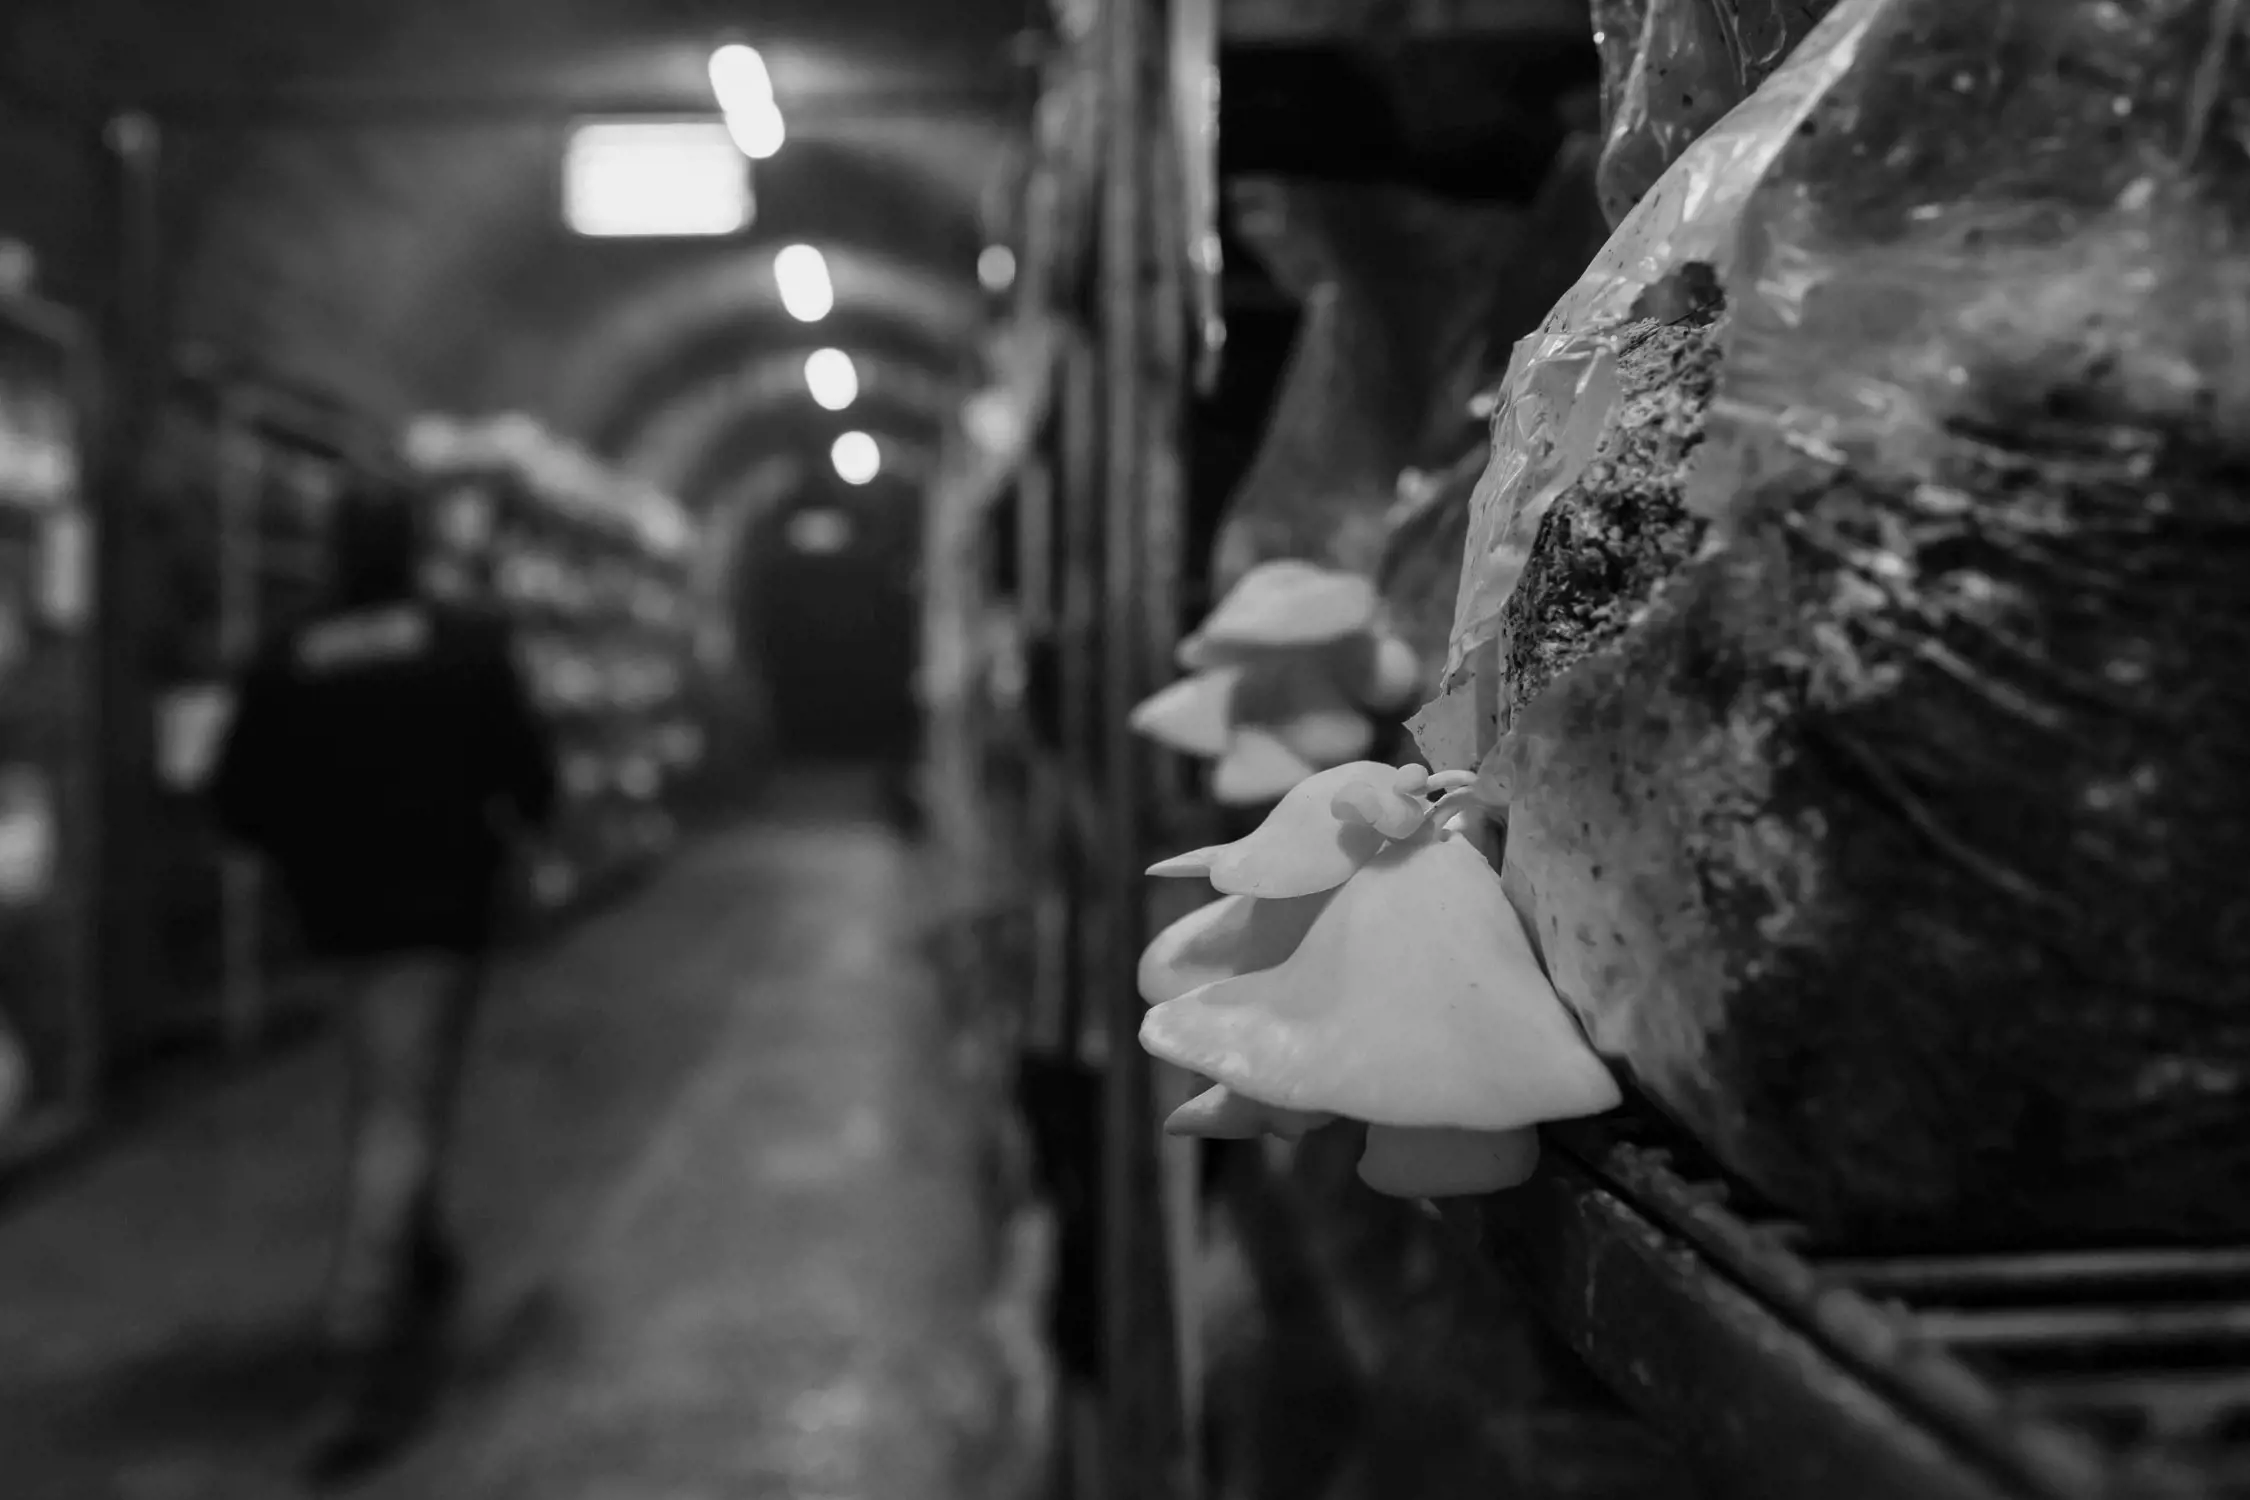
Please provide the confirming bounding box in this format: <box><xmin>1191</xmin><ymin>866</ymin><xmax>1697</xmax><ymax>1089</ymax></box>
<box><xmin>1441</xmin><ymin>0</ymin><xmax>1882</xmax><ymax>694</ymax></box>
<box><xmin>1215</xmin><ymin>181</ymin><xmax>1520</xmax><ymax>588</ymax></box>
<box><xmin>1378</xmin><ymin>137</ymin><xmax>1611</xmax><ymax>687</ymax></box>
<box><xmin>1594</xmin><ymin>0</ymin><xmax>1845</xmax><ymax>226</ymax></box>
<box><xmin>1171</xmin><ymin>0</ymin><xmax>1225</xmax><ymax>391</ymax></box>
<box><xmin>1505</xmin><ymin>0</ymin><xmax>2250</xmax><ymax>1246</ymax></box>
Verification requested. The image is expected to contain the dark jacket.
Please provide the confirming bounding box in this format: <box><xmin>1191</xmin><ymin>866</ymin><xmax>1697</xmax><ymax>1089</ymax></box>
<box><xmin>210</xmin><ymin>597</ymin><xmax>558</xmax><ymax>958</ymax></box>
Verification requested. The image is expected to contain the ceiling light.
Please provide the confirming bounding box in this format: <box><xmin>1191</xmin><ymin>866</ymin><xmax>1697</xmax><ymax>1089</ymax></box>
<box><xmin>563</xmin><ymin>121</ymin><xmax>751</xmax><ymax>238</ymax></box>
<box><xmin>831</xmin><ymin>431</ymin><xmax>880</xmax><ymax>486</ymax></box>
<box><xmin>775</xmin><ymin>244</ymin><xmax>833</xmax><ymax>322</ymax></box>
<box><xmin>804</xmin><ymin>348</ymin><xmax>858</xmax><ymax>412</ymax></box>
<box><xmin>709</xmin><ymin>46</ymin><xmax>784</xmax><ymax>160</ymax></box>
<box><xmin>708</xmin><ymin>45</ymin><xmax>773</xmax><ymax>105</ymax></box>
<box><xmin>978</xmin><ymin>245</ymin><xmax>1017</xmax><ymax>293</ymax></box>
<box><xmin>786</xmin><ymin>507</ymin><xmax>854</xmax><ymax>555</ymax></box>
<box><xmin>725</xmin><ymin>102</ymin><xmax>785</xmax><ymax>160</ymax></box>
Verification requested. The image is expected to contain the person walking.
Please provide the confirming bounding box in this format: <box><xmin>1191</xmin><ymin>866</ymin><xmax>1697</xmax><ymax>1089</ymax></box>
<box><xmin>207</xmin><ymin>475</ymin><xmax>557</xmax><ymax>1482</ymax></box>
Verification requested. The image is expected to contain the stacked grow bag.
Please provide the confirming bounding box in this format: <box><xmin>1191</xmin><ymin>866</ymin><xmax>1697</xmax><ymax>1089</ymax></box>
<box><xmin>0</xmin><ymin>292</ymin><xmax>93</xmax><ymax>1155</ymax></box>
<box><xmin>408</xmin><ymin>415</ymin><xmax>703</xmax><ymax>920</ymax></box>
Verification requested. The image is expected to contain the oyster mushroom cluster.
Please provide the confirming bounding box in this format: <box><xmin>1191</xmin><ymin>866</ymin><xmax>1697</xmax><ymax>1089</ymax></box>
<box><xmin>1136</xmin><ymin>760</ymin><xmax>1620</xmax><ymax>1197</ymax></box>
<box><xmin>1130</xmin><ymin>562</ymin><xmax>1422</xmax><ymax>806</ymax></box>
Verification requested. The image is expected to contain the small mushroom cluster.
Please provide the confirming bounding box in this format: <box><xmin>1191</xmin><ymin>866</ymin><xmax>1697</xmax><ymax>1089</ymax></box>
<box><xmin>1137</xmin><ymin>761</ymin><xmax>1621</xmax><ymax>1197</ymax></box>
<box><xmin>1130</xmin><ymin>562</ymin><xmax>1422</xmax><ymax>806</ymax></box>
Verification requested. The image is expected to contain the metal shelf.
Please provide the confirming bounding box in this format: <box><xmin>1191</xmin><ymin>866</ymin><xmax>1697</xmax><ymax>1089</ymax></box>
<box><xmin>1476</xmin><ymin>1111</ymin><xmax>2250</xmax><ymax>1500</ymax></box>
<box><xmin>1221</xmin><ymin>0</ymin><xmax>1588</xmax><ymax>45</ymax></box>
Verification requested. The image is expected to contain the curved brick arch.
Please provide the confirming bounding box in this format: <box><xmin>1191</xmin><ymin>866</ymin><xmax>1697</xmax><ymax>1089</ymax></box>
<box><xmin>682</xmin><ymin>415</ymin><xmax>939</xmax><ymax>509</ymax></box>
<box><xmin>544</xmin><ymin>241</ymin><xmax>982</xmax><ymax>444</ymax></box>
<box><xmin>585</xmin><ymin>305</ymin><xmax>963</xmax><ymax>458</ymax></box>
<box><xmin>617</xmin><ymin>348</ymin><xmax>961</xmax><ymax>496</ymax></box>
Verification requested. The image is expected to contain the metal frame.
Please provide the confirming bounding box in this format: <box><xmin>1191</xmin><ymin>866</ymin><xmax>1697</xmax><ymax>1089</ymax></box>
<box><xmin>1478</xmin><ymin>1113</ymin><xmax>2250</xmax><ymax>1499</ymax></box>
<box><xmin>0</xmin><ymin>290</ymin><xmax>101</xmax><ymax>1165</ymax></box>
<box><xmin>0</xmin><ymin>49</ymin><xmax>1040</xmax><ymax>1066</ymax></box>
<box><xmin>1096</xmin><ymin>0</ymin><xmax>1188</xmax><ymax>1492</ymax></box>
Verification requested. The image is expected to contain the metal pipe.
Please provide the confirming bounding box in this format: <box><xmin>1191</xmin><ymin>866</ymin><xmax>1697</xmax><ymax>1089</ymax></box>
<box><xmin>3</xmin><ymin>78</ymin><xmax>1019</xmax><ymax>132</ymax></box>
<box><xmin>86</xmin><ymin>110</ymin><xmax>166</xmax><ymax>1071</ymax></box>
<box><xmin>1097</xmin><ymin>1</ymin><xmax>1188</xmax><ymax>1494</ymax></box>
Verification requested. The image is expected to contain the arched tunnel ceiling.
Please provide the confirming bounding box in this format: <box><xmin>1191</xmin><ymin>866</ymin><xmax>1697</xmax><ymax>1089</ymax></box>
<box><xmin>588</xmin><ymin>307</ymin><xmax>961</xmax><ymax>459</ymax></box>
<box><xmin>194</xmin><ymin>137</ymin><xmax>1004</xmax><ymax>440</ymax></box>
<box><xmin>616</xmin><ymin>349</ymin><xmax>961</xmax><ymax>496</ymax></box>
<box><xmin>546</xmin><ymin>242</ymin><xmax>985</xmax><ymax>435</ymax></box>
<box><xmin>0</xmin><ymin>0</ymin><xmax>1029</xmax><ymax>463</ymax></box>
<box><xmin>682</xmin><ymin>414</ymin><xmax>939</xmax><ymax>510</ymax></box>
<box><xmin>386</xmin><ymin>131</ymin><xmax>1008</xmax><ymax>426</ymax></box>
<box><xmin>560</xmin><ymin>241</ymin><xmax>984</xmax><ymax>455</ymax></box>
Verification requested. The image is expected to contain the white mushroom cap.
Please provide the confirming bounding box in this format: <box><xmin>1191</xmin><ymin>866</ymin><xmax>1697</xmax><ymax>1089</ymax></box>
<box><xmin>1137</xmin><ymin>889</ymin><xmax>1336</xmax><ymax>1005</ymax></box>
<box><xmin>1211</xmin><ymin>729</ymin><xmax>1319</xmax><ymax>806</ymax></box>
<box><xmin>1177</xmin><ymin>560</ymin><xmax>1380</xmax><ymax>669</ymax></box>
<box><xmin>1230</xmin><ymin>653</ymin><xmax>1374</xmax><ymax>767</ymax></box>
<box><xmin>1359</xmin><ymin>632</ymin><xmax>1423</xmax><ymax>711</ymax></box>
<box><xmin>1269</xmin><ymin>707</ymin><xmax>1376</xmax><ymax>766</ymax></box>
<box><xmin>1140</xmin><ymin>829</ymin><xmax>1621</xmax><ymax>1131</ymax></box>
<box><xmin>1358</xmin><ymin>1125</ymin><xmax>1539</xmax><ymax>1197</ymax></box>
<box><xmin>1128</xmin><ymin>669</ymin><xmax>1239</xmax><ymax>758</ymax></box>
<box><xmin>1145</xmin><ymin>760</ymin><xmax>1400</xmax><ymax>896</ymax></box>
<box><xmin>1164</xmin><ymin>1086</ymin><xmax>1333</xmax><ymax>1141</ymax></box>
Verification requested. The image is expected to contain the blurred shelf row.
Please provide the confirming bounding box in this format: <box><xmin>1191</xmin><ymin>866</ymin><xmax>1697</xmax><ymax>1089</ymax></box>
<box><xmin>0</xmin><ymin>294</ymin><xmax>728</xmax><ymax>1171</ymax></box>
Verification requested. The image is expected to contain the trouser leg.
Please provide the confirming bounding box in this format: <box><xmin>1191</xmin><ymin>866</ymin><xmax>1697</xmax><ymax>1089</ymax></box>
<box><xmin>325</xmin><ymin>951</ymin><xmax>481</xmax><ymax>1352</ymax></box>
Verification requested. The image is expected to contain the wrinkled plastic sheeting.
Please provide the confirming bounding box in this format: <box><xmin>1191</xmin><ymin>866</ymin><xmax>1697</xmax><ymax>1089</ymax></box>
<box><xmin>1215</xmin><ymin>180</ymin><xmax>1520</xmax><ymax>589</ymax></box>
<box><xmin>1439</xmin><ymin>0</ymin><xmax>1885</xmax><ymax>693</ymax></box>
<box><xmin>1508</xmin><ymin>0</ymin><xmax>2250</xmax><ymax>1245</ymax></box>
<box><xmin>1691</xmin><ymin>0</ymin><xmax>2250</xmax><ymax>534</ymax></box>
<box><xmin>1377</xmin><ymin>448</ymin><xmax>1486</xmax><ymax>680</ymax></box>
<box><xmin>1594</xmin><ymin>0</ymin><xmax>1845</xmax><ymax>226</ymax></box>
<box><xmin>1379</xmin><ymin>140</ymin><xmax>1611</xmax><ymax>694</ymax></box>
<box><xmin>1171</xmin><ymin>0</ymin><xmax>1224</xmax><ymax>391</ymax></box>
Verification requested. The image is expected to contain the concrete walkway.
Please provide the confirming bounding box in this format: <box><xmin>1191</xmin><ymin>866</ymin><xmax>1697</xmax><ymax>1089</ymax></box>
<box><xmin>0</xmin><ymin>778</ymin><xmax>1011</xmax><ymax>1499</ymax></box>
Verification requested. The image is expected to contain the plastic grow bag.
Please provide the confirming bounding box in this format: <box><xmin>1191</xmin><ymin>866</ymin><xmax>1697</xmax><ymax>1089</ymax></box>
<box><xmin>1379</xmin><ymin>135</ymin><xmax>1612</xmax><ymax>692</ymax></box>
<box><xmin>1503</xmin><ymin>0</ymin><xmax>2250</xmax><ymax>1247</ymax></box>
<box><xmin>1214</xmin><ymin>180</ymin><xmax>1520</xmax><ymax>590</ymax></box>
<box><xmin>1593</xmin><ymin>0</ymin><xmax>1844</xmax><ymax>226</ymax></box>
<box><xmin>1442</xmin><ymin>0</ymin><xmax>1883</xmax><ymax>695</ymax></box>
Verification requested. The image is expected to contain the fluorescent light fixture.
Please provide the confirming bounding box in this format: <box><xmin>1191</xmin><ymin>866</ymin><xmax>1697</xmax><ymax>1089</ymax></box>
<box><xmin>978</xmin><ymin>245</ymin><xmax>1017</xmax><ymax>293</ymax></box>
<box><xmin>804</xmin><ymin>348</ymin><xmax>858</xmax><ymax>412</ymax></box>
<box><xmin>831</xmin><ymin>431</ymin><xmax>880</xmax><ymax>486</ymax></box>
<box><xmin>708</xmin><ymin>44</ymin><xmax>772</xmax><ymax>103</ymax></box>
<box><xmin>775</xmin><ymin>244</ymin><xmax>834</xmax><ymax>322</ymax></box>
<box><xmin>709</xmin><ymin>45</ymin><xmax>785</xmax><ymax>160</ymax></box>
<box><xmin>725</xmin><ymin>102</ymin><xmax>785</xmax><ymax>159</ymax></box>
<box><xmin>564</xmin><ymin>121</ymin><xmax>751</xmax><ymax>238</ymax></box>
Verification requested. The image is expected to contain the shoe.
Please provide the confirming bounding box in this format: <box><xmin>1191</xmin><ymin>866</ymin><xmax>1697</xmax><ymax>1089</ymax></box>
<box><xmin>302</xmin><ymin>1252</ymin><xmax>459</xmax><ymax>1488</ymax></box>
<box><xmin>412</xmin><ymin>1231</ymin><xmax>466</xmax><ymax>1322</ymax></box>
<box><xmin>303</xmin><ymin>1340</ymin><xmax>443</xmax><ymax>1484</ymax></box>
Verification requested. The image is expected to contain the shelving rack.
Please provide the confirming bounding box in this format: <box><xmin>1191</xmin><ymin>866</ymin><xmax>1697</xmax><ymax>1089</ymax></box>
<box><xmin>922</xmin><ymin>2</ymin><xmax>1198</xmax><ymax>1494</ymax></box>
<box><xmin>1484</xmin><ymin>1112</ymin><xmax>2250</xmax><ymax>1500</ymax></box>
<box><xmin>135</xmin><ymin>360</ymin><xmax>374</xmax><ymax>1060</ymax></box>
<box><xmin>950</xmin><ymin>3</ymin><xmax>2250</xmax><ymax>1499</ymax></box>
<box><xmin>409</xmin><ymin>417</ymin><xmax>704</xmax><ymax>923</ymax></box>
<box><xmin>0</xmin><ymin>291</ymin><xmax>96</xmax><ymax>1168</ymax></box>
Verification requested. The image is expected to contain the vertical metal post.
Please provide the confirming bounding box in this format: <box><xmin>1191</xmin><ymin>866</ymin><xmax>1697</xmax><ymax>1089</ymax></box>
<box><xmin>88</xmin><ymin>110</ymin><xmax>165</xmax><ymax>1071</ymax></box>
<box><xmin>1099</xmin><ymin>0</ymin><xmax>1189</xmax><ymax>1494</ymax></box>
<box><xmin>215</xmin><ymin>394</ymin><xmax>264</xmax><ymax>1052</ymax></box>
<box><xmin>1057</xmin><ymin>332</ymin><xmax>1101</xmax><ymax>1061</ymax></box>
<box><xmin>1017</xmin><ymin>454</ymin><xmax>1055</xmax><ymax>642</ymax></box>
<box><xmin>1139</xmin><ymin>45</ymin><xmax>1206</xmax><ymax>1487</ymax></box>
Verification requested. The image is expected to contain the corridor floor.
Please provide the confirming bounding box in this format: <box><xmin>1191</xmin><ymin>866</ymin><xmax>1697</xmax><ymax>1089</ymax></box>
<box><xmin>0</xmin><ymin>778</ymin><xmax>1012</xmax><ymax>1500</ymax></box>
